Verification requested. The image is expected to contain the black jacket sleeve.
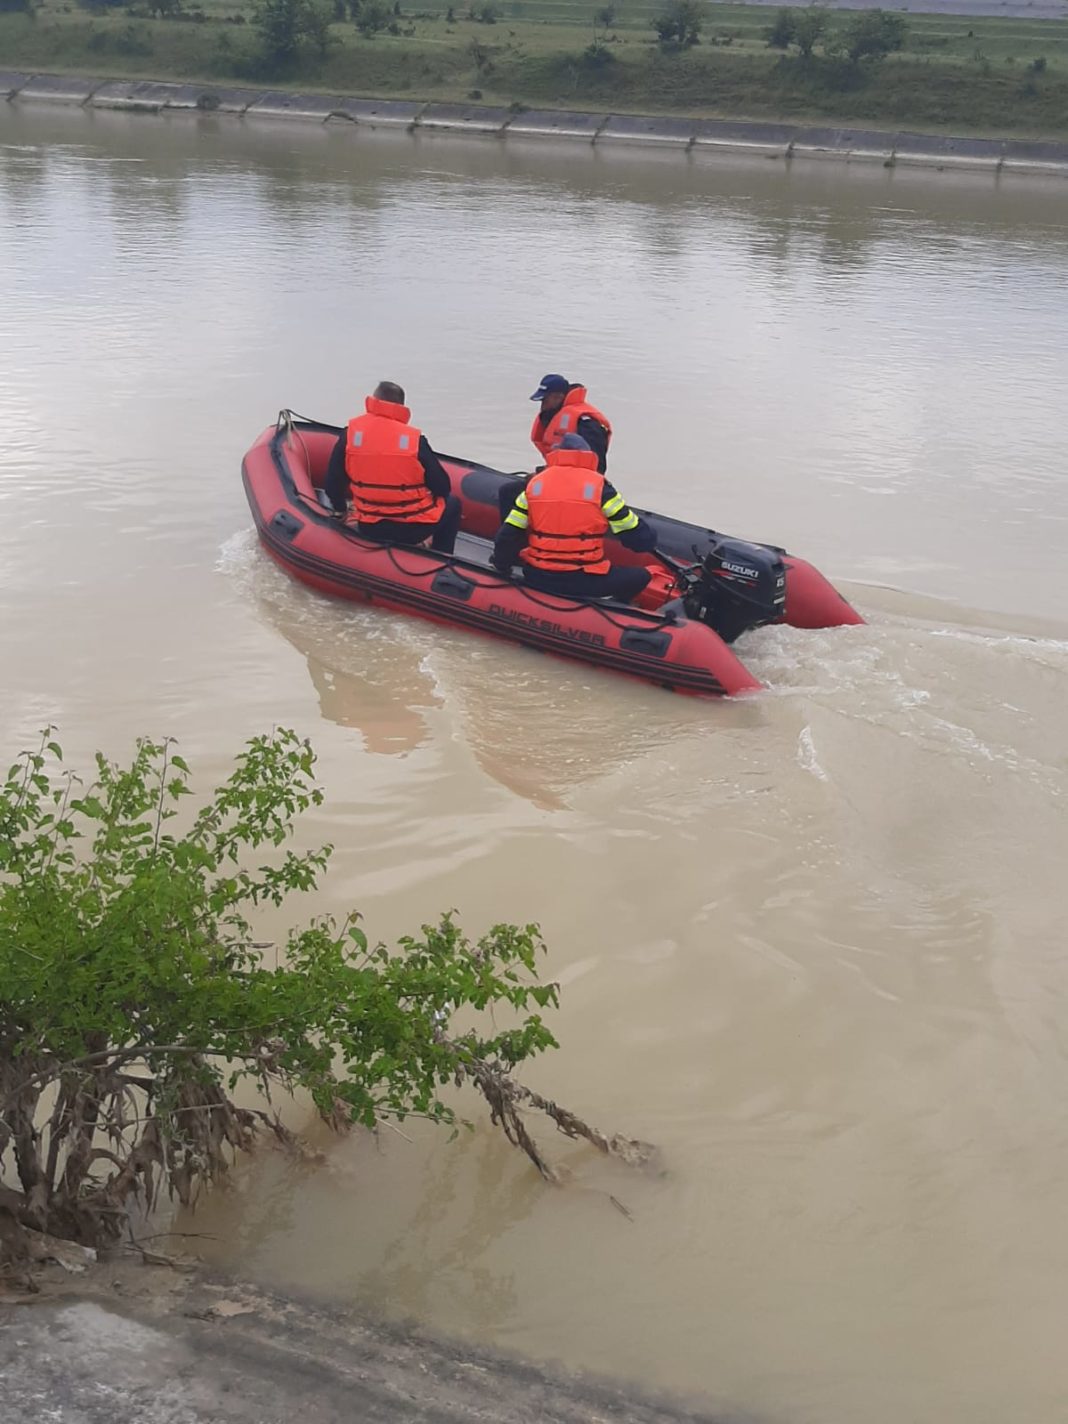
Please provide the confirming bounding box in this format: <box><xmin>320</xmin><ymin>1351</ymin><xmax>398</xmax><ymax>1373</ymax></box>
<box><xmin>324</xmin><ymin>432</ymin><xmax>349</xmax><ymax>513</ymax></box>
<box><xmin>418</xmin><ymin>437</ymin><xmax>452</xmax><ymax>501</ymax></box>
<box><xmin>617</xmin><ymin>517</ymin><xmax>657</xmax><ymax>553</ymax></box>
<box><xmin>576</xmin><ymin>415</ymin><xmax>610</xmax><ymax>474</ymax></box>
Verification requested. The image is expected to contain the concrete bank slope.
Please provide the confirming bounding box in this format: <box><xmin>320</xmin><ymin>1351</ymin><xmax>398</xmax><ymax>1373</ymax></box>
<box><xmin>0</xmin><ymin>1261</ymin><xmax>743</xmax><ymax>1424</ymax></box>
<box><xmin>3</xmin><ymin>69</ymin><xmax>1068</xmax><ymax>175</ymax></box>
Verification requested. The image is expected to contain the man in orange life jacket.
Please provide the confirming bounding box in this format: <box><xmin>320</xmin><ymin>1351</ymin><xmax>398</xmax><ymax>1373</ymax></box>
<box><xmin>491</xmin><ymin>435</ymin><xmax>656</xmax><ymax>604</ymax></box>
<box><xmin>531</xmin><ymin>374</ymin><xmax>612</xmax><ymax>472</ymax></box>
<box><xmin>324</xmin><ymin>381</ymin><xmax>462</xmax><ymax>554</ymax></box>
<box><xmin>497</xmin><ymin>374</ymin><xmax>614</xmax><ymax>524</ymax></box>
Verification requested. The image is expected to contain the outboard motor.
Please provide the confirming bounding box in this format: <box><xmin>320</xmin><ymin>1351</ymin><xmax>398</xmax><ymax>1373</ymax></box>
<box><xmin>683</xmin><ymin>538</ymin><xmax>786</xmax><ymax>644</ymax></box>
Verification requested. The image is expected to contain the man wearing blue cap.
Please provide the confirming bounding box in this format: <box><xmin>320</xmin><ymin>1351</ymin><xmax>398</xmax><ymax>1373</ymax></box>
<box><xmin>492</xmin><ymin>434</ymin><xmax>655</xmax><ymax>604</ymax></box>
<box><xmin>498</xmin><ymin>375</ymin><xmax>614</xmax><ymax>524</ymax></box>
<box><xmin>529</xmin><ymin>375</ymin><xmax>613</xmax><ymax>473</ymax></box>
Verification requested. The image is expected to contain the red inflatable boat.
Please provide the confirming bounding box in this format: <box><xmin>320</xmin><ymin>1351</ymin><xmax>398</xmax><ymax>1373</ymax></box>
<box><xmin>241</xmin><ymin>414</ymin><xmax>862</xmax><ymax>698</ymax></box>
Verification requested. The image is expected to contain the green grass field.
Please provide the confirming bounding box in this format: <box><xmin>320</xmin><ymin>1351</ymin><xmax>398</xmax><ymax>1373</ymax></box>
<box><xmin>3</xmin><ymin>1</ymin><xmax>1068</xmax><ymax>138</ymax></box>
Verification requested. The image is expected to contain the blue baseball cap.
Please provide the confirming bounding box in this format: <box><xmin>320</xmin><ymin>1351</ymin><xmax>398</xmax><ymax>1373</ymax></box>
<box><xmin>530</xmin><ymin>373</ymin><xmax>569</xmax><ymax>401</ymax></box>
<box><xmin>555</xmin><ymin>434</ymin><xmax>591</xmax><ymax>451</ymax></box>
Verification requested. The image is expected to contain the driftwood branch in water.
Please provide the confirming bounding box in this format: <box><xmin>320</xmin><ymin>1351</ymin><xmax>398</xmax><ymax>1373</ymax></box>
<box><xmin>456</xmin><ymin>1051</ymin><xmax>657</xmax><ymax>1182</ymax></box>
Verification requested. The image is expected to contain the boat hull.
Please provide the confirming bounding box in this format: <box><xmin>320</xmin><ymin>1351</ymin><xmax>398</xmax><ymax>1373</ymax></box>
<box><xmin>241</xmin><ymin>419</ymin><xmax>862</xmax><ymax>698</ymax></box>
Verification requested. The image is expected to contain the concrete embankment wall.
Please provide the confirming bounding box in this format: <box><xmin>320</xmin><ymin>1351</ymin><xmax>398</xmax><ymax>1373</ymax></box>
<box><xmin>3</xmin><ymin>71</ymin><xmax>1068</xmax><ymax>176</ymax></box>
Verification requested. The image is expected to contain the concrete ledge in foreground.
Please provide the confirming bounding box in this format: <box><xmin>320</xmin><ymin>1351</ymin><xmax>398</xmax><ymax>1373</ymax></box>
<box><xmin>328</xmin><ymin>97</ymin><xmax>426</xmax><ymax>128</ymax></box>
<box><xmin>599</xmin><ymin>114</ymin><xmax>697</xmax><ymax>147</ymax></box>
<box><xmin>0</xmin><ymin>1265</ymin><xmax>732</xmax><ymax>1424</ymax></box>
<box><xmin>247</xmin><ymin>90</ymin><xmax>342</xmax><ymax>121</ymax></box>
<box><xmin>0</xmin><ymin>71</ymin><xmax>30</xmax><ymax>100</ymax></box>
<box><xmin>16</xmin><ymin>73</ymin><xmax>98</xmax><ymax>105</ymax></box>
<box><xmin>418</xmin><ymin>102</ymin><xmax>511</xmax><ymax>134</ymax></box>
<box><xmin>506</xmin><ymin>107</ymin><xmax>608</xmax><ymax>140</ymax></box>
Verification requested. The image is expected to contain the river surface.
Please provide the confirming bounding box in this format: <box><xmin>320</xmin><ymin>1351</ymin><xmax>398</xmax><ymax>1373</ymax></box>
<box><xmin>2</xmin><ymin>104</ymin><xmax>1068</xmax><ymax>1424</ymax></box>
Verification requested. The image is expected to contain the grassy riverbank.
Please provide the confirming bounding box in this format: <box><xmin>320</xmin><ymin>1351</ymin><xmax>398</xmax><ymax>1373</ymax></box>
<box><xmin>3</xmin><ymin>1</ymin><xmax>1068</xmax><ymax>137</ymax></box>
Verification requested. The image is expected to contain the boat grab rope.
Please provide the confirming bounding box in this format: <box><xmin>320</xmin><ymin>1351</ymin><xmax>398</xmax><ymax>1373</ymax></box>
<box><xmin>277</xmin><ymin>409</ymin><xmax>338</xmax><ymax>434</ymax></box>
<box><xmin>371</xmin><ymin>541</ymin><xmax>681</xmax><ymax>633</ymax></box>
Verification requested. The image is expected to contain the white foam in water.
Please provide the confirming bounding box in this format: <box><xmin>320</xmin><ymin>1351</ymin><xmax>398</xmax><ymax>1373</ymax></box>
<box><xmin>746</xmin><ymin>609</ymin><xmax>1068</xmax><ymax>704</ymax></box>
<box><xmin>215</xmin><ymin>525</ymin><xmax>452</xmax><ymax>676</ymax></box>
<box><xmin>927</xmin><ymin>625</ymin><xmax>1068</xmax><ymax>669</ymax></box>
<box><xmin>797</xmin><ymin>725</ymin><xmax>829</xmax><ymax>782</ymax></box>
<box><xmin>215</xmin><ymin>527</ymin><xmax>259</xmax><ymax>579</ymax></box>
<box><xmin>743</xmin><ymin>607</ymin><xmax>1068</xmax><ymax>801</ymax></box>
<box><xmin>741</xmin><ymin>621</ymin><xmax>887</xmax><ymax>699</ymax></box>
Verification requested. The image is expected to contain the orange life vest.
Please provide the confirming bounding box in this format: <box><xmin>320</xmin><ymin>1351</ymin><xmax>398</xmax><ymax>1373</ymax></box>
<box><xmin>530</xmin><ymin>387</ymin><xmax>613</xmax><ymax>462</ymax></box>
<box><xmin>521</xmin><ymin>449</ymin><xmax>610</xmax><ymax>575</ymax></box>
<box><xmin>344</xmin><ymin>396</ymin><xmax>443</xmax><ymax>525</ymax></box>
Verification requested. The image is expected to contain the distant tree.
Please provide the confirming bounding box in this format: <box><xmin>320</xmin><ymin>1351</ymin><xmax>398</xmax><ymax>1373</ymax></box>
<box><xmin>653</xmin><ymin>0</ymin><xmax>704</xmax><ymax>48</ymax></box>
<box><xmin>254</xmin><ymin>0</ymin><xmax>336</xmax><ymax>66</ymax></box>
<box><xmin>302</xmin><ymin>0</ymin><xmax>333</xmax><ymax>54</ymax></box>
<box><xmin>582</xmin><ymin>39</ymin><xmax>615</xmax><ymax>67</ymax></box>
<box><xmin>355</xmin><ymin>0</ymin><xmax>389</xmax><ymax>32</ymax></box>
<box><xmin>468</xmin><ymin>34</ymin><xmax>493</xmax><ymax>68</ymax></box>
<box><xmin>0</xmin><ymin>0</ymin><xmax>34</xmax><ymax>12</ymax></box>
<box><xmin>765</xmin><ymin>7</ymin><xmax>795</xmax><ymax>49</ymax></box>
<box><xmin>791</xmin><ymin>6</ymin><xmax>830</xmax><ymax>59</ymax></box>
<box><xmin>842</xmin><ymin>8</ymin><xmax>907</xmax><ymax>63</ymax></box>
<box><xmin>591</xmin><ymin>1</ymin><xmax>617</xmax><ymax>52</ymax></box>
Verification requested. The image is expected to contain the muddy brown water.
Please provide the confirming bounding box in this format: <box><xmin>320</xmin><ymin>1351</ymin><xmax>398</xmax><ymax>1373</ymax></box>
<box><xmin>2</xmin><ymin>104</ymin><xmax>1067</xmax><ymax>1424</ymax></box>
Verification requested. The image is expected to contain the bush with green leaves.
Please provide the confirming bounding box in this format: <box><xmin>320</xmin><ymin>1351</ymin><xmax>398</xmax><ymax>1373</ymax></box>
<box><xmin>0</xmin><ymin>731</ymin><xmax>647</xmax><ymax>1273</ymax></box>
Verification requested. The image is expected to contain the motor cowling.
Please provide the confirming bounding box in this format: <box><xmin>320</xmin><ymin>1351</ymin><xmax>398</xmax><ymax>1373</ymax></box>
<box><xmin>683</xmin><ymin>538</ymin><xmax>786</xmax><ymax>644</ymax></box>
